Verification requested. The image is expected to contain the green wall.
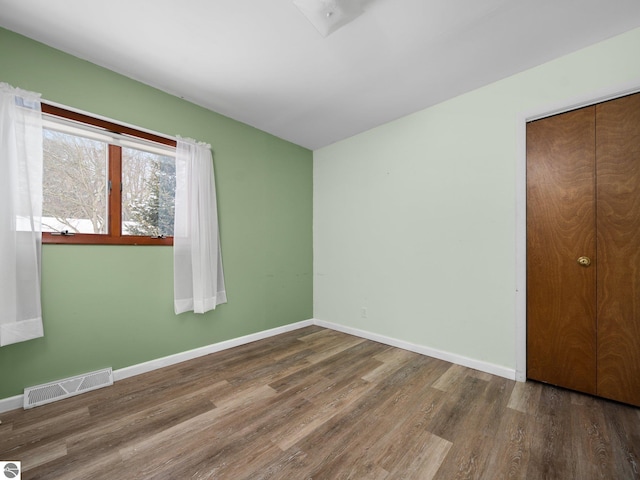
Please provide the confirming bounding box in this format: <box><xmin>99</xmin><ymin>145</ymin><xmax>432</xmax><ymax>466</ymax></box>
<box><xmin>314</xmin><ymin>27</ymin><xmax>640</xmax><ymax>372</ymax></box>
<box><xmin>0</xmin><ymin>28</ymin><xmax>313</xmax><ymax>399</ymax></box>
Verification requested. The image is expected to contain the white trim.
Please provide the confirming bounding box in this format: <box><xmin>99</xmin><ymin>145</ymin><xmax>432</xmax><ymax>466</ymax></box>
<box><xmin>515</xmin><ymin>79</ymin><xmax>640</xmax><ymax>383</ymax></box>
<box><xmin>0</xmin><ymin>316</ymin><xmax>517</xmax><ymax>413</ymax></box>
<box><xmin>113</xmin><ymin>319</ymin><xmax>314</xmax><ymax>381</ymax></box>
<box><xmin>0</xmin><ymin>317</ymin><xmax>523</xmax><ymax>413</ymax></box>
<box><xmin>0</xmin><ymin>395</ymin><xmax>23</xmax><ymax>414</ymax></box>
<box><xmin>314</xmin><ymin>319</ymin><xmax>516</xmax><ymax>380</ymax></box>
<box><xmin>515</xmin><ymin>112</ymin><xmax>528</xmax><ymax>383</ymax></box>
<box><xmin>524</xmin><ymin>82</ymin><xmax>640</xmax><ymax>123</ymax></box>
<box><xmin>0</xmin><ymin>320</ymin><xmax>313</xmax><ymax>413</ymax></box>
<box><xmin>6</xmin><ymin>308</ymin><xmax>567</xmax><ymax>414</ymax></box>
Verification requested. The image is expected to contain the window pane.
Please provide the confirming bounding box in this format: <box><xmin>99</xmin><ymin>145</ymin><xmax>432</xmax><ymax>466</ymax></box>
<box><xmin>42</xmin><ymin>129</ymin><xmax>108</xmax><ymax>234</ymax></box>
<box><xmin>121</xmin><ymin>147</ymin><xmax>175</xmax><ymax>237</ymax></box>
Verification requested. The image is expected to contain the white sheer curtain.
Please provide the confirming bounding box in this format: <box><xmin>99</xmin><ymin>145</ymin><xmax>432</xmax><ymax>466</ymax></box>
<box><xmin>173</xmin><ymin>137</ymin><xmax>227</xmax><ymax>314</ymax></box>
<box><xmin>0</xmin><ymin>83</ymin><xmax>44</xmax><ymax>346</ymax></box>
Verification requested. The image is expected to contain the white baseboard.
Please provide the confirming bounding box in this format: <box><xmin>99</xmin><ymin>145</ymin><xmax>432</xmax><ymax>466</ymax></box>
<box><xmin>313</xmin><ymin>319</ymin><xmax>517</xmax><ymax>380</ymax></box>
<box><xmin>0</xmin><ymin>319</ymin><xmax>313</xmax><ymax>414</ymax></box>
<box><xmin>0</xmin><ymin>395</ymin><xmax>23</xmax><ymax>414</ymax></box>
<box><xmin>113</xmin><ymin>319</ymin><xmax>314</xmax><ymax>381</ymax></box>
<box><xmin>0</xmin><ymin>316</ymin><xmax>517</xmax><ymax>414</ymax></box>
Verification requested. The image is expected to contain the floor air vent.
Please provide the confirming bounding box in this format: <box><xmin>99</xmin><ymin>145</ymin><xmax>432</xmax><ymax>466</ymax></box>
<box><xmin>23</xmin><ymin>368</ymin><xmax>113</xmax><ymax>409</ymax></box>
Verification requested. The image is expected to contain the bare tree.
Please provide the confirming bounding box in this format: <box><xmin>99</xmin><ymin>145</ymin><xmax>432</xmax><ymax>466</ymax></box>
<box><xmin>43</xmin><ymin>130</ymin><xmax>108</xmax><ymax>233</ymax></box>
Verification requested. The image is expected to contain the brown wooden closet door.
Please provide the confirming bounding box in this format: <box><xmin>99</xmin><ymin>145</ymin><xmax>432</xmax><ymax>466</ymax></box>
<box><xmin>596</xmin><ymin>92</ymin><xmax>640</xmax><ymax>406</ymax></box>
<box><xmin>526</xmin><ymin>107</ymin><xmax>597</xmax><ymax>395</ymax></box>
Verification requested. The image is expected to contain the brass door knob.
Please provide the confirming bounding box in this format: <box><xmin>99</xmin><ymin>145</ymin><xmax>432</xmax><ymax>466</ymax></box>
<box><xmin>577</xmin><ymin>256</ymin><xmax>591</xmax><ymax>267</ymax></box>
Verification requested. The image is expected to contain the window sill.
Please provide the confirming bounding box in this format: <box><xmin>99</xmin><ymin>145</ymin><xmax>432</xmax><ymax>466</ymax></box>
<box><xmin>42</xmin><ymin>233</ymin><xmax>173</xmax><ymax>246</ymax></box>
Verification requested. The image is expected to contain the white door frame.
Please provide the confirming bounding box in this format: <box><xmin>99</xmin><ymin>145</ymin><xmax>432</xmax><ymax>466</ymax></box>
<box><xmin>514</xmin><ymin>80</ymin><xmax>640</xmax><ymax>381</ymax></box>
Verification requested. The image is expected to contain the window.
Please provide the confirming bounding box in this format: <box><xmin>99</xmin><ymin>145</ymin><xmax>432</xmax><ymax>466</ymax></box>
<box><xmin>41</xmin><ymin>104</ymin><xmax>176</xmax><ymax>245</ymax></box>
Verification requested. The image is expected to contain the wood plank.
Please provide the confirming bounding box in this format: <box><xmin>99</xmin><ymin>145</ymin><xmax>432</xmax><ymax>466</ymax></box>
<box><xmin>0</xmin><ymin>407</ymin><xmax>89</xmax><ymax>454</ymax></box>
<box><xmin>303</xmin><ymin>356</ymin><xmax>451</xmax><ymax>478</ymax></box>
<box><xmin>361</xmin><ymin>347</ymin><xmax>419</xmax><ymax>383</ymax></box>
<box><xmin>525</xmin><ymin>386</ymin><xmax>576</xmax><ymax>479</ymax></box>
<box><xmin>601</xmin><ymin>399</ymin><xmax>640</xmax><ymax>475</ymax></box>
<box><xmin>430</xmin><ymin>376</ymin><xmax>513</xmax><ymax>479</ymax></box>
<box><xmin>507</xmin><ymin>379</ymin><xmax>543</xmax><ymax>414</ymax></box>
<box><xmin>483</xmin><ymin>408</ymin><xmax>530</xmax><ymax>480</ymax></box>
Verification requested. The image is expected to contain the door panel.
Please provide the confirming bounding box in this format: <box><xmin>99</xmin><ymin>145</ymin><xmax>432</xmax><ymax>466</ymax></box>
<box><xmin>526</xmin><ymin>107</ymin><xmax>597</xmax><ymax>394</ymax></box>
<box><xmin>596</xmin><ymin>93</ymin><xmax>640</xmax><ymax>406</ymax></box>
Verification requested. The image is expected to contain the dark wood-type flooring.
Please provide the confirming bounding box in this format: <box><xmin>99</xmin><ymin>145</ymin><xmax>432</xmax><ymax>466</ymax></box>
<box><xmin>1</xmin><ymin>326</ymin><xmax>639</xmax><ymax>479</ymax></box>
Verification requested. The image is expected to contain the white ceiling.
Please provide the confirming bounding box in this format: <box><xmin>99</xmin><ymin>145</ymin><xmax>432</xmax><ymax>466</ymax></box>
<box><xmin>1</xmin><ymin>0</ymin><xmax>640</xmax><ymax>150</ymax></box>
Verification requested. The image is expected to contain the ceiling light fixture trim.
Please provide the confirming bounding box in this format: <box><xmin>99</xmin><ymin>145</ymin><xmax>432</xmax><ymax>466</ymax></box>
<box><xmin>293</xmin><ymin>0</ymin><xmax>364</xmax><ymax>37</ymax></box>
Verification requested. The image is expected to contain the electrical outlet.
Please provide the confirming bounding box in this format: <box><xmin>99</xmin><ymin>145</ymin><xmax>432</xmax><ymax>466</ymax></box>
<box><xmin>360</xmin><ymin>307</ymin><xmax>367</xmax><ymax>318</ymax></box>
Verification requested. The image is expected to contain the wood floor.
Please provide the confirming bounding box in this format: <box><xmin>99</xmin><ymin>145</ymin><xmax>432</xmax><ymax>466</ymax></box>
<box><xmin>1</xmin><ymin>326</ymin><xmax>639</xmax><ymax>479</ymax></box>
